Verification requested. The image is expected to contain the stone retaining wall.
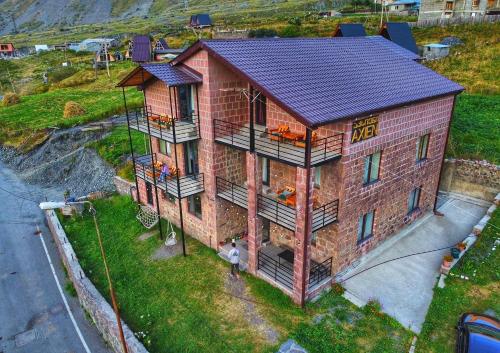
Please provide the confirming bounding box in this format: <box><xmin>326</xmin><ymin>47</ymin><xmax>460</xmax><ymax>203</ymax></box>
<box><xmin>440</xmin><ymin>159</ymin><xmax>500</xmax><ymax>201</ymax></box>
<box><xmin>113</xmin><ymin>176</ymin><xmax>136</xmax><ymax>199</ymax></box>
<box><xmin>45</xmin><ymin>210</ymin><xmax>148</xmax><ymax>353</ymax></box>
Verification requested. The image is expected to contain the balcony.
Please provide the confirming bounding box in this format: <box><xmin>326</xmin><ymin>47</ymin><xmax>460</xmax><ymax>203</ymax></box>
<box><xmin>215</xmin><ymin>177</ymin><xmax>248</xmax><ymax>209</ymax></box>
<box><xmin>128</xmin><ymin>106</ymin><xmax>200</xmax><ymax>144</ymax></box>
<box><xmin>134</xmin><ymin>154</ymin><xmax>204</xmax><ymax>198</ymax></box>
<box><xmin>213</xmin><ymin>119</ymin><xmax>343</xmax><ymax>167</ymax></box>
<box><xmin>257</xmin><ymin>246</ymin><xmax>333</xmax><ymax>291</ymax></box>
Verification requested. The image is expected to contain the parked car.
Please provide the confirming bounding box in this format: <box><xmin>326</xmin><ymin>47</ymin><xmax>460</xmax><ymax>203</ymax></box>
<box><xmin>457</xmin><ymin>313</ymin><xmax>500</xmax><ymax>353</ymax></box>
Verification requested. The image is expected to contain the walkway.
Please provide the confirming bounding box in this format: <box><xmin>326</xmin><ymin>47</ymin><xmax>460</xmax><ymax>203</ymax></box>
<box><xmin>339</xmin><ymin>196</ymin><xmax>488</xmax><ymax>333</ymax></box>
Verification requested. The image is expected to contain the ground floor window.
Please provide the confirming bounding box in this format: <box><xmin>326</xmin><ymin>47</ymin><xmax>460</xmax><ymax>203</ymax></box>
<box><xmin>357</xmin><ymin>210</ymin><xmax>374</xmax><ymax>244</ymax></box>
<box><xmin>187</xmin><ymin>194</ymin><xmax>202</xmax><ymax>219</ymax></box>
<box><xmin>314</xmin><ymin>166</ymin><xmax>321</xmax><ymax>188</ymax></box>
<box><xmin>146</xmin><ymin>182</ymin><xmax>154</xmax><ymax>205</ymax></box>
<box><xmin>261</xmin><ymin>218</ymin><xmax>270</xmax><ymax>243</ymax></box>
<box><xmin>407</xmin><ymin>186</ymin><xmax>422</xmax><ymax>214</ymax></box>
<box><xmin>311</xmin><ymin>231</ymin><xmax>318</xmax><ymax>246</ymax></box>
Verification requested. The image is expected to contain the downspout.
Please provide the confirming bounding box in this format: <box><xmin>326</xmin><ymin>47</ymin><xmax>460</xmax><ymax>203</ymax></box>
<box><xmin>433</xmin><ymin>94</ymin><xmax>457</xmax><ymax>215</ymax></box>
<box><xmin>249</xmin><ymin>86</ymin><xmax>255</xmax><ymax>152</ymax></box>
<box><xmin>142</xmin><ymin>68</ymin><xmax>164</xmax><ymax>240</ymax></box>
<box><xmin>170</xmin><ymin>86</ymin><xmax>187</xmax><ymax>257</ymax></box>
<box><xmin>300</xmin><ymin>128</ymin><xmax>313</xmax><ymax>307</ymax></box>
<box><xmin>122</xmin><ymin>87</ymin><xmax>140</xmax><ymax>202</ymax></box>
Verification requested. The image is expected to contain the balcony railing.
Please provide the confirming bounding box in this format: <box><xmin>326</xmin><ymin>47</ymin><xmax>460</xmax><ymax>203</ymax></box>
<box><xmin>128</xmin><ymin>106</ymin><xmax>200</xmax><ymax>144</ymax></box>
<box><xmin>257</xmin><ymin>249</ymin><xmax>294</xmax><ymax>290</ymax></box>
<box><xmin>257</xmin><ymin>194</ymin><xmax>296</xmax><ymax>231</ymax></box>
<box><xmin>213</xmin><ymin>119</ymin><xmax>343</xmax><ymax>167</ymax></box>
<box><xmin>309</xmin><ymin>257</ymin><xmax>332</xmax><ymax>288</ymax></box>
<box><xmin>215</xmin><ymin>177</ymin><xmax>248</xmax><ymax>209</ymax></box>
<box><xmin>134</xmin><ymin>154</ymin><xmax>204</xmax><ymax>199</ymax></box>
<box><xmin>312</xmin><ymin>199</ymin><xmax>339</xmax><ymax>232</ymax></box>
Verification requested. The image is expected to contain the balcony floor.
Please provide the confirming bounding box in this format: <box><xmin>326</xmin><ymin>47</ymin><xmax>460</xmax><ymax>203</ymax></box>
<box><xmin>130</xmin><ymin>119</ymin><xmax>198</xmax><ymax>143</ymax></box>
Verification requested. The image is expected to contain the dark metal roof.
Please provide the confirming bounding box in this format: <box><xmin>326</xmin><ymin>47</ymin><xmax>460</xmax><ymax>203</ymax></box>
<box><xmin>368</xmin><ymin>35</ymin><xmax>420</xmax><ymax>60</ymax></box>
<box><xmin>333</xmin><ymin>24</ymin><xmax>366</xmax><ymax>37</ymax></box>
<box><xmin>132</xmin><ymin>35</ymin><xmax>151</xmax><ymax>62</ymax></box>
<box><xmin>157</xmin><ymin>38</ymin><xmax>169</xmax><ymax>49</ymax></box>
<box><xmin>380</xmin><ymin>22</ymin><xmax>418</xmax><ymax>54</ymax></box>
<box><xmin>173</xmin><ymin>37</ymin><xmax>463</xmax><ymax>127</ymax></box>
<box><xmin>189</xmin><ymin>14</ymin><xmax>212</xmax><ymax>27</ymax></box>
<box><xmin>117</xmin><ymin>63</ymin><xmax>202</xmax><ymax>87</ymax></box>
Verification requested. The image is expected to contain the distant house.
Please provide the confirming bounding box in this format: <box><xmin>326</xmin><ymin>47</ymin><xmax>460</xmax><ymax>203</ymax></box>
<box><xmin>420</xmin><ymin>0</ymin><xmax>498</xmax><ymax>20</ymax></box>
<box><xmin>379</xmin><ymin>22</ymin><xmax>419</xmax><ymax>54</ymax></box>
<box><xmin>68</xmin><ymin>43</ymin><xmax>81</xmax><ymax>51</ymax></box>
<box><xmin>189</xmin><ymin>14</ymin><xmax>212</xmax><ymax>29</ymax></box>
<box><xmin>79</xmin><ymin>38</ymin><xmax>118</xmax><ymax>52</ymax></box>
<box><xmin>132</xmin><ymin>35</ymin><xmax>152</xmax><ymax>63</ymax></box>
<box><xmin>0</xmin><ymin>43</ymin><xmax>15</xmax><ymax>57</ymax></box>
<box><xmin>319</xmin><ymin>10</ymin><xmax>342</xmax><ymax>17</ymax></box>
<box><xmin>388</xmin><ymin>0</ymin><xmax>420</xmax><ymax>15</ymax></box>
<box><xmin>420</xmin><ymin>43</ymin><xmax>450</xmax><ymax>60</ymax></box>
<box><xmin>333</xmin><ymin>24</ymin><xmax>367</xmax><ymax>37</ymax></box>
<box><xmin>54</xmin><ymin>43</ymin><xmax>69</xmax><ymax>51</ymax></box>
<box><xmin>35</xmin><ymin>44</ymin><xmax>50</xmax><ymax>53</ymax></box>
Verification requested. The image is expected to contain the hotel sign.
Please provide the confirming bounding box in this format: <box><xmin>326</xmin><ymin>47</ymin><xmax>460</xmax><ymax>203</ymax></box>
<box><xmin>351</xmin><ymin>116</ymin><xmax>379</xmax><ymax>144</ymax></box>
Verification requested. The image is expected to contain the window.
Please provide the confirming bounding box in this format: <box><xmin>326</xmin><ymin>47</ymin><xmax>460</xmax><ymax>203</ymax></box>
<box><xmin>146</xmin><ymin>182</ymin><xmax>154</xmax><ymax>205</ymax></box>
<box><xmin>407</xmin><ymin>186</ymin><xmax>421</xmax><ymax>214</ymax></box>
<box><xmin>159</xmin><ymin>140</ymin><xmax>171</xmax><ymax>156</ymax></box>
<box><xmin>178</xmin><ymin>84</ymin><xmax>195</xmax><ymax>120</ymax></box>
<box><xmin>187</xmin><ymin>194</ymin><xmax>202</xmax><ymax>219</ymax></box>
<box><xmin>363</xmin><ymin>151</ymin><xmax>381</xmax><ymax>184</ymax></box>
<box><xmin>472</xmin><ymin>0</ymin><xmax>479</xmax><ymax>6</ymax></box>
<box><xmin>311</xmin><ymin>231</ymin><xmax>318</xmax><ymax>246</ymax></box>
<box><xmin>262</xmin><ymin>218</ymin><xmax>270</xmax><ymax>243</ymax></box>
<box><xmin>357</xmin><ymin>211</ymin><xmax>375</xmax><ymax>244</ymax></box>
<box><xmin>253</xmin><ymin>91</ymin><xmax>266</xmax><ymax>126</ymax></box>
<box><xmin>314</xmin><ymin>166</ymin><xmax>321</xmax><ymax>188</ymax></box>
<box><xmin>445</xmin><ymin>1</ymin><xmax>454</xmax><ymax>10</ymax></box>
<box><xmin>262</xmin><ymin>157</ymin><xmax>270</xmax><ymax>186</ymax></box>
<box><xmin>416</xmin><ymin>134</ymin><xmax>429</xmax><ymax>162</ymax></box>
<box><xmin>184</xmin><ymin>141</ymin><xmax>199</xmax><ymax>175</ymax></box>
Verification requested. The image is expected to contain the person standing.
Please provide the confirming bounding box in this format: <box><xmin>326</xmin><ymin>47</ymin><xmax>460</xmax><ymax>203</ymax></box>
<box><xmin>228</xmin><ymin>242</ymin><xmax>240</xmax><ymax>278</ymax></box>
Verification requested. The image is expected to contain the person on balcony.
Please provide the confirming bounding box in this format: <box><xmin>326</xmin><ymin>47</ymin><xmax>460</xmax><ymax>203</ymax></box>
<box><xmin>228</xmin><ymin>241</ymin><xmax>240</xmax><ymax>279</ymax></box>
<box><xmin>158</xmin><ymin>164</ymin><xmax>170</xmax><ymax>182</ymax></box>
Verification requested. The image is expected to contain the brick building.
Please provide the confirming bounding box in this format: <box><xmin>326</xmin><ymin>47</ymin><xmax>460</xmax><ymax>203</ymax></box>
<box><xmin>419</xmin><ymin>0</ymin><xmax>499</xmax><ymax>20</ymax></box>
<box><xmin>118</xmin><ymin>36</ymin><xmax>463</xmax><ymax>305</ymax></box>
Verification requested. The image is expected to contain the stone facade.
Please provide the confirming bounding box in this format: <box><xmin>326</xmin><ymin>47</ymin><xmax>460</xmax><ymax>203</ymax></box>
<box><xmin>45</xmin><ymin>210</ymin><xmax>148</xmax><ymax>353</ymax></box>
<box><xmin>129</xmin><ymin>46</ymin><xmax>457</xmax><ymax>304</ymax></box>
<box><xmin>419</xmin><ymin>0</ymin><xmax>499</xmax><ymax>20</ymax></box>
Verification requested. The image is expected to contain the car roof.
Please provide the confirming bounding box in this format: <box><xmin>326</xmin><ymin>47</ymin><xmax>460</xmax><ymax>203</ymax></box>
<box><xmin>463</xmin><ymin>313</ymin><xmax>500</xmax><ymax>331</ymax></box>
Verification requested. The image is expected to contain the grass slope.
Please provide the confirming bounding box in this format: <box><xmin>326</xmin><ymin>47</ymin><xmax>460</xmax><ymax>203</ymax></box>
<box><xmin>417</xmin><ymin>209</ymin><xmax>500</xmax><ymax>353</ymax></box>
<box><xmin>60</xmin><ymin>195</ymin><xmax>412</xmax><ymax>353</ymax></box>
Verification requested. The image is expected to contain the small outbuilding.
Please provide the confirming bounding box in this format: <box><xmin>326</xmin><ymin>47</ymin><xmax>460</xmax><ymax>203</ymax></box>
<box><xmin>132</xmin><ymin>35</ymin><xmax>152</xmax><ymax>63</ymax></box>
<box><xmin>420</xmin><ymin>43</ymin><xmax>450</xmax><ymax>60</ymax></box>
<box><xmin>333</xmin><ymin>23</ymin><xmax>366</xmax><ymax>37</ymax></box>
<box><xmin>0</xmin><ymin>43</ymin><xmax>15</xmax><ymax>57</ymax></box>
<box><xmin>189</xmin><ymin>14</ymin><xmax>212</xmax><ymax>29</ymax></box>
<box><xmin>388</xmin><ymin>0</ymin><xmax>420</xmax><ymax>15</ymax></box>
<box><xmin>34</xmin><ymin>44</ymin><xmax>50</xmax><ymax>53</ymax></box>
<box><xmin>379</xmin><ymin>22</ymin><xmax>418</xmax><ymax>54</ymax></box>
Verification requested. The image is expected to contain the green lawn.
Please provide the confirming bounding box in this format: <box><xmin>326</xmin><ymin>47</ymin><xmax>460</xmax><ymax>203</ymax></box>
<box><xmin>417</xmin><ymin>209</ymin><xmax>500</xmax><ymax>353</ymax></box>
<box><xmin>0</xmin><ymin>88</ymin><xmax>142</xmax><ymax>148</ymax></box>
<box><xmin>447</xmin><ymin>94</ymin><xmax>500</xmax><ymax>164</ymax></box>
<box><xmin>59</xmin><ymin>195</ymin><xmax>412</xmax><ymax>353</ymax></box>
<box><xmin>87</xmin><ymin>125</ymin><xmax>147</xmax><ymax>181</ymax></box>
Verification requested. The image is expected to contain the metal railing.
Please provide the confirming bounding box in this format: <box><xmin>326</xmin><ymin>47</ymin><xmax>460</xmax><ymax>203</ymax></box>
<box><xmin>311</xmin><ymin>133</ymin><xmax>343</xmax><ymax>165</ymax></box>
<box><xmin>213</xmin><ymin>119</ymin><xmax>251</xmax><ymax>150</ymax></box>
<box><xmin>128</xmin><ymin>105</ymin><xmax>200</xmax><ymax>143</ymax></box>
<box><xmin>134</xmin><ymin>153</ymin><xmax>204</xmax><ymax>199</ymax></box>
<box><xmin>312</xmin><ymin>199</ymin><xmax>339</xmax><ymax>232</ymax></box>
<box><xmin>215</xmin><ymin>177</ymin><xmax>248</xmax><ymax>209</ymax></box>
<box><xmin>257</xmin><ymin>194</ymin><xmax>296</xmax><ymax>231</ymax></box>
<box><xmin>257</xmin><ymin>250</ymin><xmax>294</xmax><ymax>290</ymax></box>
<box><xmin>309</xmin><ymin>257</ymin><xmax>332</xmax><ymax>288</ymax></box>
<box><xmin>254</xmin><ymin>130</ymin><xmax>307</xmax><ymax>166</ymax></box>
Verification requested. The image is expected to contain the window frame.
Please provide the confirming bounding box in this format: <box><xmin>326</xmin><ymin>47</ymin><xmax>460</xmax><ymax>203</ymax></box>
<box><xmin>145</xmin><ymin>181</ymin><xmax>154</xmax><ymax>206</ymax></box>
<box><xmin>159</xmin><ymin>140</ymin><xmax>171</xmax><ymax>156</ymax></box>
<box><xmin>407</xmin><ymin>186</ymin><xmax>422</xmax><ymax>214</ymax></box>
<box><xmin>314</xmin><ymin>166</ymin><xmax>321</xmax><ymax>188</ymax></box>
<box><xmin>187</xmin><ymin>194</ymin><xmax>202</xmax><ymax>219</ymax></box>
<box><xmin>262</xmin><ymin>157</ymin><xmax>270</xmax><ymax>186</ymax></box>
<box><xmin>254</xmin><ymin>92</ymin><xmax>267</xmax><ymax>126</ymax></box>
<box><xmin>357</xmin><ymin>210</ymin><xmax>375</xmax><ymax>244</ymax></box>
<box><xmin>363</xmin><ymin>151</ymin><xmax>381</xmax><ymax>185</ymax></box>
<box><xmin>416</xmin><ymin>134</ymin><xmax>430</xmax><ymax>162</ymax></box>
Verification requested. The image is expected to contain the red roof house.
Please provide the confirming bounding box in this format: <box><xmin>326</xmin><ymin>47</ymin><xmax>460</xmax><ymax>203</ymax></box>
<box><xmin>0</xmin><ymin>43</ymin><xmax>15</xmax><ymax>57</ymax></box>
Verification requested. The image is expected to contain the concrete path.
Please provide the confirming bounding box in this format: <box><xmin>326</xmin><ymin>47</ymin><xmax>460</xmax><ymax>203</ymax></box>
<box><xmin>340</xmin><ymin>196</ymin><xmax>488</xmax><ymax>333</ymax></box>
<box><xmin>0</xmin><ymin>162</ymin><xmax>111</xmax><ymax>353</ymax></box>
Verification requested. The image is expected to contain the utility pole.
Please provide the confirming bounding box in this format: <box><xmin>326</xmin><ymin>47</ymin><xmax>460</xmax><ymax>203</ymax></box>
<box><xmin>104</xmin><ymin>43</ymin><xmax>110</xmax><ymax>78</ymax></box>
<box><xmin>10</xmin><ymin>13</ymin><xmax>18</xmax><ymax>34</ymax></box>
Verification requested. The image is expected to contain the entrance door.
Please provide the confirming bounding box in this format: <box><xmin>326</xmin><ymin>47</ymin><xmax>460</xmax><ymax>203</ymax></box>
<box><xmin>261</xmin><ymin>218</ymin><xmax>270</xmax><ymax>243</ymax></box>
<box><xmin>254</xmin><ymin>92</ymin><xmax>266</xmax><ymax>126</ymax></box>
<box><xmin>146</xmin><ymin>182</ymin><xmax>154</xmax><ymax>205</ymax></box>
<box><xmin>184</xmin><ymin>141</ymin><xmax>199</xmax><ymax>175</ymax></box>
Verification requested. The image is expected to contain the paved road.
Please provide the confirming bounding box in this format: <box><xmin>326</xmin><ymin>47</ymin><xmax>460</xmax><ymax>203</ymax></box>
<box><xmin>341</xmin><ymin>196</ymin><xmax>488</xmax><ymax>333</ymax></box>
<box><xmin>0</xmin><ymin>163</ymin><xmax>111</xmax><ymax>353</ymax></box>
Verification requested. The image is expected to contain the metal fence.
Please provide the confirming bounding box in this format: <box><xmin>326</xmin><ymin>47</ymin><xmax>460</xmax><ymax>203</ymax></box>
<box><xmin>258</xmin><ymin>250</ymin><xmax>294</xmax><ymax>290</ymax></box>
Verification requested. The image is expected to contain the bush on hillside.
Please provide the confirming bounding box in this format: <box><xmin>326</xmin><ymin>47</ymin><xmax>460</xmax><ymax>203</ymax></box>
<box><xmin>2</xmin><ymin>93</ymin><xmax>20</xmax><ymax>106</ymax></box>
<box><xmin>48</xmin><ymin>66</ymin><xmax>78</xmax><ymax>83</ymax></box>
<box><xmin>63</xmin><ymin>101</ymin><xmax>86</xmax><ymax>118</ymax></box>
<box><xmin>248</xmin><ymin>28</ymin><xmax>278</xmax><ymax>38</ymax></box>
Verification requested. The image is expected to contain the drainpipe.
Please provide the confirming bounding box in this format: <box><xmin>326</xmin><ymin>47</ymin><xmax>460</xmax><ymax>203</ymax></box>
<box><xmin>433</xmin><ymin>95</ymin><xmax>457</xmax><ymax>215</ymax></box>
<box><xmin>170</xmin><ymin>86</ymin><xmax>187</xmax><ymax>257</ymax></box>
<box><xmin>249</xmin><ymin>85</ymin><xmax>255</xmax><ymax>152</ymax></box>
<box><xmin>142</xmin><ymin>68</ymin><xmax>164</xmax><ymax>240</ymax></box>
<box><xmin>122</xmin><ymin>87</ymin><xmax>140</xmax><ymax>202</ymax></box>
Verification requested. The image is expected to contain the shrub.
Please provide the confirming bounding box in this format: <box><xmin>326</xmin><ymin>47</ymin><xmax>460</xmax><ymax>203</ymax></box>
<box><xmin>63</xmin><ymin>101</ymin><xmax>86</xmax><ymax>118</ymax></box>
<box><xmin>2</xmin><ymin>92</ymin><xmax>20</xmax><ymax>106</ymax></box>
<box><xmin>248</xmin><ymin>28</ymin><xmax>278</xmax><ymax>38</ymax></box>
<box><xmin>331</xmin><ymin>282</ymin><xmax>345</xmax><ymax>295</ymax></box>
<box><xmin>279</xmin><ymin>25</ymin><xmax>301</xmax><ymax>38</ymax></box>
<box><xmin>48</xmin><ymin>66</ymin><xmax>78</xmax><ymax>83</ymax></box>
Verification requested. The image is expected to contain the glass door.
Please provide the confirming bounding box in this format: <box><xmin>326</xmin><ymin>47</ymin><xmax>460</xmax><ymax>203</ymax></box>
<box><xmin>178</xmin><ymin>84</ymin><xmax>194</xmax><ymax>121</ymax></box>
<box><xmin>184</xmin><ymin>141</ymin><xmax>199</xmax><ymax>175</ymax></box>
